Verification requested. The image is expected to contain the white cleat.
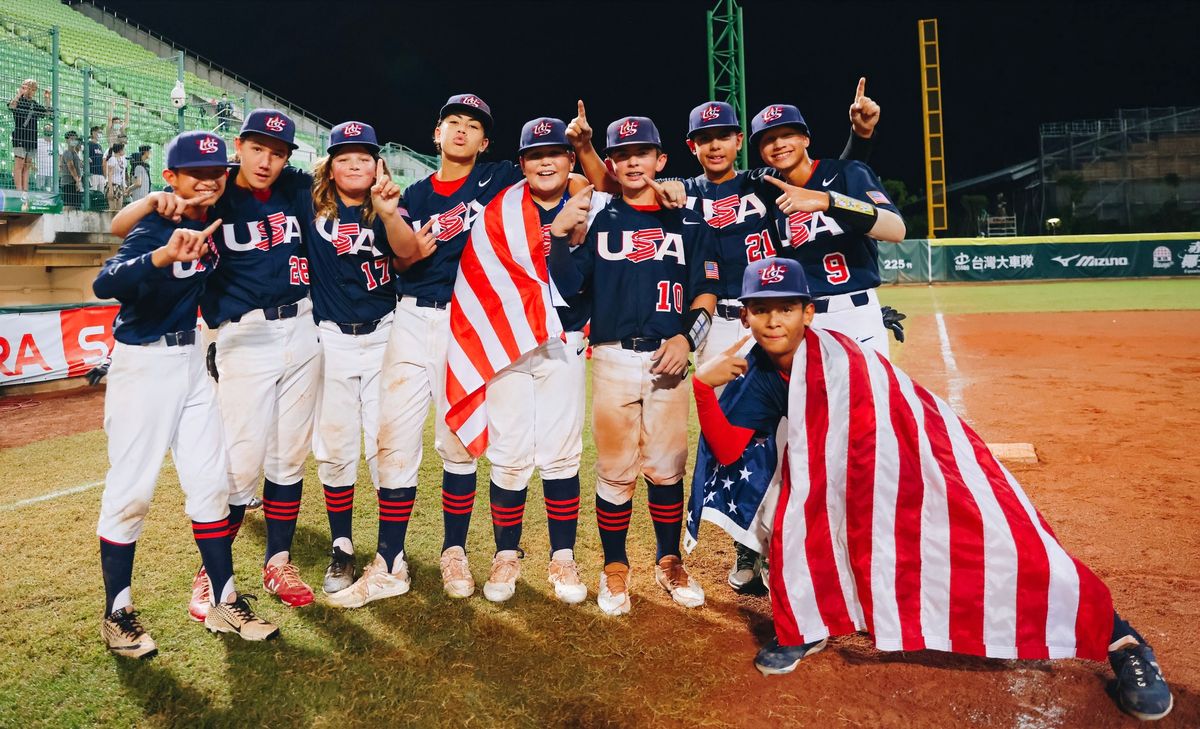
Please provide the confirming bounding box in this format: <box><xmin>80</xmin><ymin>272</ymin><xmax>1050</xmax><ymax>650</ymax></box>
<box><xmin>597</xmin><ymin>562</ymin><xmax>632</xmax><ymax>616</ymax></box>
<box><xmin>483</xmin><ymin>550</ymin><xmax>522</xmax><ymax>603</ymax></box>
<box><xmin>327</xmin><ymin>553</ymin><xmax>411</xmax><ymax>609</ymax></box>
<box><xmin>655</xmin><ymin>555</ymin><xmax>705</xmax><ymax>608</ymax></box>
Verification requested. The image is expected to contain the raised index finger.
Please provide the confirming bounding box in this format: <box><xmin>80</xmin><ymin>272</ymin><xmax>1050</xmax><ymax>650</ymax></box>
<box><xmin>577</xmin><ymin>99</ymin><xmax>587</xmax><ymax>119</ymax></box>
<box><xmin>763</xmin><ymin>174</ymin><xmax>790</xmax><ymax>190</ymax></box>
<box><xmin>200</xmin><ymin>217</ymin><xmax>223</xmax><ymax>238</ymax></box>
<box><xmin>725</xmin><ymin>334</ymin><xmax>751</xmax><ymax>356</ymax></box>
<box><xmin>855</xmin><ymin>76</ymin><xmax>866</xmax><ymax>101</ymax></box>
<box><xmin>375</xmin><ymin>157</ymin><xmax>387</xmax><ymax>183</ymax></box>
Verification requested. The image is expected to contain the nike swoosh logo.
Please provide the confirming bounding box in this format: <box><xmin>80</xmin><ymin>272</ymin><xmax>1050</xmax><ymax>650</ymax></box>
<box><xmin>576</xmin><ymin>346</ymin><xmax>586</xmax><ymax>356</ymax></box>
<box><xmin>860</xmin><ymin>335</ymin><xmax>874</xmax><ymax>342</ymax></box>
<box><xmin>477</xmin><ymin>176</ymin><xmax>493</xmax><ymax>188</ymax></box>
<box><xmin>822</xmin><ymin>174</ymin><xmax>838</xmax><ymax>186</ymax></box>
<box><xmin>683</xmin><ymin>220</ymin><xmax>700</xmax><ymax>225</ymax></box>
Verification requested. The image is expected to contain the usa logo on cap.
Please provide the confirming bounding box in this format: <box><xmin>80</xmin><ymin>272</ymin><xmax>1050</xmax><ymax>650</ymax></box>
<box><xmin>461</xmin><ymin>95</ymin><xmax>482</xmax><ymax>108</ymax></box>
<box><xmin>265</xmin><ymin>115</ymin><xmax>287</xmax><ymax>132</ymax></box>
<box><xmin>197</xmin><ymin>136</ymin><xmax>220</xmax><ymax>154</ymax></box>
<box><xmin>532</xmin><ymin>120</ymin><xmax>553</xmax><ymax>137</ymax></box>
<box><xmin>759</xmin><ymin>262</ymin><xmax>788</xmax><ymax>284</ymax></box>
<box><xmin>762</xmin><ymin>106</ymin><xmax>784</xmax><ymax>123</ymax></box>
<box><xmin>700</xmin><ymin>105</ymin><xmax>722</xmax><ymax>122</ymax></box>
<box><xmin>343</xmin><ymin>123</ymin><xmax>362</xmax><ymax>137</ymax></box>
<box><xmin>618</xmin><ymin>119</ymin><xmax>639</xmax><ymax>138</ymax></box>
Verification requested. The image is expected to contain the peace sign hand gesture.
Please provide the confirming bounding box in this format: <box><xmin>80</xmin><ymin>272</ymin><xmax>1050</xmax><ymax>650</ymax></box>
<box><xmin>153</xmin><ymin>217</ymin><xmax>222</xmax><ymax>267</ymax></box>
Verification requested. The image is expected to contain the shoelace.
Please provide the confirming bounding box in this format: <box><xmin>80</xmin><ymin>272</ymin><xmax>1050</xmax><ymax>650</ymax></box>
<box><xmin>225</xmin><ymin>594</ymin><xmax>259</xmax><ymax>621</ymax></box>
<box><xmin>276</xmin><ymin>561</ymin><xmax>306</xmax><ymax>588</ymax></box>
<box><xmin>442</xmin><ymin>552</ymin><xmax>470</xmax><ymax>580</ymax></box>
<box><xmin>663</xmin><ymin>562</ymin><xmax>690</xmax><ymax>588</ymax></box>
<box><xmin>111</xmin><ymin>609</ymin><xmax>145</xmax><ymax>638</ymax></box>
<box><xmin>604</xmin><ymin>567</ymin><xmax>629</xmax><ymax>594</ymax></box>
<box><xmin>550</xmin><ymin>559</ymin><xmax>582</xmax><ymax>585</ymax></box>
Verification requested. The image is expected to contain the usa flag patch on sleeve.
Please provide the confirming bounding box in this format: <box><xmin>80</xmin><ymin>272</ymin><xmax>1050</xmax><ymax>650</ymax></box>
<box><xmin>705</xmin><ymin>261</ymin><xmax>720</xmax><ymax>279</ymax></box>
<box><xmin>867</xmin><ymin>190</ymin><xmax>890</xmax><ymax>205</ymax></box>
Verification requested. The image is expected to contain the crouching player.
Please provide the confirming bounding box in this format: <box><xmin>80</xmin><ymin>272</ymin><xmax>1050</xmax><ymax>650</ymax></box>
<box><xmin>694</xmin><ymin>257</ymin><xmax>1173</xmax><ymax>722</ymax></box>
<box><xmin>549</xmin><ymin>116</ymin><xmax>719</xmax><ymax>615</ymax></box>
<box><xmin>93</xmin><ymin>131</ymin><xmax>278</xmax><ymax>658</ymax></box>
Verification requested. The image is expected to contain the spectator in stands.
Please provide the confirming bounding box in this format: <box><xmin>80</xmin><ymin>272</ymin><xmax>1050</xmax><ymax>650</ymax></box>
<box><xmin>60</xmin><ymin>130</ymin><xmax>83</xmax><ymax>208</ymax></box>
<box><xmin>88</xmin><ymin>126</ymin><xmax>106</xmax><ymax>193</ymax></box>
<box><xmin>8</xmin><ymin>78</ymin><xmax>52</xmax><ymax>208</ymax></box>
<box><xmin>130</xmin><ymin>144</ymin><xmax>152</xmax><ymax>201</ymax></box>
<box><xmin>104</xmin><ymin>142</ymin><xmax>128</xmax><ymax>211</ymax></box>
<box><xmin>36</xmin><ymin>125</ymin><xmax>54</xmax><ymax>191</ymax></box>
<box><xmin>215</xmin><ymin>93</ymin><xmax>234</xmax><ymax>133</ymax></box>
<box><xmin>107</xmin><ymin>100</ymin><xmax>130</xmax><ymax>147</ymax></box>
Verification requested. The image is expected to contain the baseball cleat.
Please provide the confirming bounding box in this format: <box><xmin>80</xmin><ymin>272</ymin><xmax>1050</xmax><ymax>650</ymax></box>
<box><xmin>1109</xmin><ymin>642</ymin><xmax>1174</xmax><ymax>720</ymax></box>
<box><xmin>439</xmin><ymin>546</ymin><xmax>475</xmax><ymax>599</ymax></box>
<box><xmin>322</xmin><ymin>546</ymin><xmax>357</xmax><ymax>595</ymax></box>
<box><xmin>245</xmin><ymin>497</ymin><xmax>262</xmax><ymax>511</ymax></box>
<box><xmin>204</xmin><ymin>594</ymin><xmax>279</xmax><ymax>641</ymax></box>
<box><xmin>728</xmin><ymin>542</ymin><xmax>761</xmax><ymax>592</ymax></box>
<box><xmin>548</xmin><ymin>554</ymin><xmax>587</xmax><ymax>605</ymax></box>
<box><xmin>597</xmin><ymin>562</ymin><xmax>632</xmax><ymax>616</ymax></box>
<box><xmin>263</xmin><ymin>555</ymin><xmax>314</xmax><ymax>607</ymax></box>
<box><xmin>754</xmin><ymin>637</ymin><xmax>828</xmax><ymax>676</ymax></box>
<box><xmin>102</xmin><ymin>608</ymin><xmax>157</xmax><ymax>659</ymax></box>
<box><xmin>655</xmin><ymin>555</ymin><xmax>705</xmax><ymax>608</ymax></box>
<box><xmin>483</xmin><ymin>550</ymin><xmax>522</xmax><ymax>603</ymax></box>
<box><xmin>188</xmin><ymin>565</ymin><xmax>211</xmax><ymax>622</ymax></box>
<box><xmin>327</xmin><ymin>553</ymin><xmax>410</xmax><ymax>609</ymax></box>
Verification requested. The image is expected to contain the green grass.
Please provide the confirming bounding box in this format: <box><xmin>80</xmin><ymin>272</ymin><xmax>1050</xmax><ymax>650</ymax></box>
<box><xmin>878</xmin><ymin>277</ymin><xmax>1200</xmax><ymax>316</ymax></box>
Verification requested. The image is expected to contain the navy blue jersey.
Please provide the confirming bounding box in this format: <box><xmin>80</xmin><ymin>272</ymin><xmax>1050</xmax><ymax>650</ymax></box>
<box><xmin>722</xmin><ymin>345</ymin><xmax>787</xmax><ymax>433</ymax></box>
<box><xmin>682</xmin><ymin>169</ymin><xmax>779</xmax><ymax>300</ymax></box>
<box><xmin>397</xmin><ymin>160</ymin><xmax>523</xmax><ymax>303</ymax></box>
<box><xmin>93</xmin><ymin>214</ymin><xmax>218</xmax><ymax>345</ymax></box>
<box><xmin>534</xmin><ymin>202</ymin><xmax>590</xmax><ymax>332</ymax></box>
<box><xmin>551</xmin><ymin>198</ymin><xmax>720</xmax><ymax>343</ymax></box>
<box><xmin>308</xmin><ymin>198</ymin><xmax>396</xmax><ymax>325</ymax></box>
<box><xmin>200</xmin><ymin>165</ymin><xmax>313</xmax><ymax>327</ymax></box>
<box><xmin>769</xmin><ymin>159</ymin><xmax>898</xmax><ymax>297</ymax></box>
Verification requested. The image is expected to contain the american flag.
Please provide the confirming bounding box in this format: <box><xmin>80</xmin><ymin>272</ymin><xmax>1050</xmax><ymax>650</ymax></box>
<box><xmin>445</xmin><ymin>181</ymin><xmax>564</xmax><ymax>457</ymax></box>
<box><xmin>704</xmin><ymin>260</ymin><xmax>720</xmax><ymax>280</ymax></box>
<box><xmin>773</xmin><ymin>327</ymin><xmax>1114</xmax><ymax>661</ymax></box>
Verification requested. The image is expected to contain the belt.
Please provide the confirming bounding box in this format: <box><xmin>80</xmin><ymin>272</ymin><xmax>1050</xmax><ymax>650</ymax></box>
<box><xmin>813</xmin><ymin>291</ymin><xmax>870</xmax><ymax>314</ymax></box>
<box><xmin>619</xmin><ymin>336</ymin><xmax>662</xmax><ymax>352</ymax></box>
<box><xmin>715</xmin><ymin>303</ymin><xmax>743</xmax><ymax>319</ymax></box>
<box><xmin>413</xmin><ymin>297</ymin><xmax>449</xmax><ymax>310</ymax></box>
<box><xmin>152</xmin><ymin>329</ymin><xmax>196</xmax><ymax>347</ymax></box>
<box><xmin>332</xmin><ymin>317</ymin><xmax>383</xmax><ymax>336</ymax></box>
<box><xmin>231</xmin><ymin>302</ymin><xmax>300</xmax><ymax>323</ymax></box>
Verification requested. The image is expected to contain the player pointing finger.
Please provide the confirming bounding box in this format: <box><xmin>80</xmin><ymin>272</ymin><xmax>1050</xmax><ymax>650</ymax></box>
<box><xmin>695</xmin><ymin>334</ymin><xmax>750</xmax><ymax>388</ymax></box>
<box><xmin>849</xmin><ymin>76</ymin><xmax>880</xmax><ymax>139</ymax></box>
<box><xmin>566</xmin><ymin>99</ymin><xmax>592</xmax><ymax>147</ymax></box>
<box><xmin>763</xmin><ymin>174</ymin><xmax>832</xmax><ymax>214</ymax></box>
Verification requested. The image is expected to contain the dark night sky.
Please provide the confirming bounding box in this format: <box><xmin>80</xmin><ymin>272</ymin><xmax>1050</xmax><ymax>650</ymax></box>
<box><xmin>93</xmin><ymin>0</ymin><xmax>1198</xmax><ymax>192</ymax></box>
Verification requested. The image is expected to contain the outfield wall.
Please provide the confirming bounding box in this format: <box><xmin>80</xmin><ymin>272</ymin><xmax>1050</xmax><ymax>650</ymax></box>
<box><xmin>879</xmin><ymin>232</ymin><xmax>1200</xmax><ymax>284</ymax></box>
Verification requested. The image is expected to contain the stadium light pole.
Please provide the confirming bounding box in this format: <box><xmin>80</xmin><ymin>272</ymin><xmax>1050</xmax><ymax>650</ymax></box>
<box><xmin>707</xmin><ymin>0</ymin><xmax>748</xmax><ymax>170</ymax></box>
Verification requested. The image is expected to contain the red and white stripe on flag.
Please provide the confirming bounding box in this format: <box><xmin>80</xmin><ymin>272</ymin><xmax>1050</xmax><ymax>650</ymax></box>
<box><xmin>445</xmin><ymin>181</ymin><xmax>564</xmax><ymax>457</ymax></box>
<box><xmin>775</xmin><ymin>327</ymin><xmax>1113</xmax><ymax>661</ymax></box>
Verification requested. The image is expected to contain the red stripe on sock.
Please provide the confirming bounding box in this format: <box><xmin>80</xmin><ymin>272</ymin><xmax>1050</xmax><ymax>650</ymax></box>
<box><xmin>379</xmin><ymin>515</ymin><xmax>412</xmax><ymax>522</ymax></box>
<box><xmin>544</xmin><ymin>496</ymin><xmax>580</xmax><ymax>507</ymax></box>
<box><xmin>441</xmin><ymin>490</ymin><xmax>476</xmax><ymax>505</ymax></box>
<box><xmin>598</xmin><ymin>522</ymin><xmax>631</xmax><ymax>532</ymax></box>
<box><xmin>492</xmin><ymin>516</ymin><xmax>524</xmax><ymax>527</ymax></box>
<box><xmin>325</xmin><ymin>504</ymin><xmax>354</xmax><ymax>513</ymax></box>
<box><xmin>193</xmin><ymin>529</ymin><xmax>231</xmax><ymax>539</ymax></box>
<box><xmin>442</xmin><ymin>505</ymin><xmax>474</xmax><ymax>515</ymax></box>
<box><xmin>490</xmin><ymin>503</ymin><xmax>525</xmax><ymax>515</ymax></box>
<box><xmin>547</xmin><ymin>512</ymin><xmax>579</xmax><ymax>521</ymax></box>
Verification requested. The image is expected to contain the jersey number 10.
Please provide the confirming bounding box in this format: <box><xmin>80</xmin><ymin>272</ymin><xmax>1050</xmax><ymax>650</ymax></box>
<box><xmin>655</xmin><ymin>281</ymin><xmax>684</xmax><ymax>313</ymax></box>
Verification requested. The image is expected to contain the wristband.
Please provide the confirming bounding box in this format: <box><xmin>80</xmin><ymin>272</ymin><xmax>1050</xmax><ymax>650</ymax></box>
<box><xmin>825</xmin><ymin>190</ymin><xmax>878</xmax><ymax>235</ymax></box>
<box><xmin>682</xmin><ymin>308</ymin><xmax>712</xmax><ymax>352</ymax></box>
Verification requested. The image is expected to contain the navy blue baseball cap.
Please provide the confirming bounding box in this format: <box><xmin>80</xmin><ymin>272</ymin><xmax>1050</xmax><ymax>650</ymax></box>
<box><xmin>240</xmin><ymin>108</ymin><xmax>298</xmax><ymax>150</ymax></box>
<box><xmin>687</xmin><ymin>101</ymin><xmax>741</xmax><ymax>138</ymax></box>
<box><xmin>749</xmin><ymin>104</ymin><xmax>810</xmax><ymax>149</ymax></box>
<box><xmin>605</xmin><ymin>116</ymin><xmax>662</xmax><ymax>153</ymax></box>
<box><xmin>165</xmin><ymin>130</ymin><xmax>232</xmax><ymax>170</ymax></box>
<box><xmin>740</xmin><ymin>257</ymin><xmax>811</xmax><ymax>301</ymax></box>
<box><xmin>439</xmin><ymin>93</ymin><xmax>493</xmax><ymax>133</ymax></box>
<box><xmin>518</xmin><ymin>117</ymin><xmax>570</xmax><ymax>155</ymax></box>
<box><xmin>327</xmin><ymin>121</ymin><xmax>380</xmax><ymax>155</ymax></box>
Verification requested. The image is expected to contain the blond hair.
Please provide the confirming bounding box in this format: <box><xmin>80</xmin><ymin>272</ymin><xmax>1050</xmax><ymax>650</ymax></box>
<box><xmin>312</xmin><ymin>153</ymin><xmax>389</xmax><ymax>226</ymax></box>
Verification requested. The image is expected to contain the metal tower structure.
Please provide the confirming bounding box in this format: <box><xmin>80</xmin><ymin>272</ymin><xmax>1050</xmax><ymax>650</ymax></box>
<box><xmin>707</xmin><ymin>0</ymin><xmax>749</xmax><ymax>169</ymax></box>
<box><xmin>918</xmin><ymin>18</ymin><xmax>948</xmax><ymax>236</ymax></box>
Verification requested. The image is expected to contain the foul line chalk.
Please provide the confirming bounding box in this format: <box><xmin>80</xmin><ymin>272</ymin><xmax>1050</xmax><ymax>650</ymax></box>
<box><xmin>0</xmin><ymin>479</ymin><xmax>103</xmax><ymax>513</ymax></box>
<box><xmin>934</xmin><ymin>311</ymin><xmax>966</xmax><ymax>415</ymax></box>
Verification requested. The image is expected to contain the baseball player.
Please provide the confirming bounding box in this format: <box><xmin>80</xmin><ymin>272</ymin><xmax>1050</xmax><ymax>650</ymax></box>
<box><xmin>304</xmin><ymin>121</ymin><xmax>420</xmax><ymax>606</ymax></box>
<box><xmin>694</xmin><ymin>257</ymin><xmax>1173</xmax><ymax>722</ymax></box>
<box><xmin>547</xmin><ymin>115</ymin><xmax>720</xmax><ymax>616</ymax></box>
<box><xmin>111</xmin><ymin>109</ymin><xmax>323</xmax><ymax>610</ymax></box>
<box><xmin>750</xmin><ymin>102</ymin><xmax>906</xmax><ymax>357</ymax></box>
<box><xmin>93</xmin><ymin>131</ymin><xmax>278</xmax><ymax>658</ymax></box>
<box><xmin>473</xmin><ymin>117</ymin><xmax>599</xmax><ymax>604</ymax></box>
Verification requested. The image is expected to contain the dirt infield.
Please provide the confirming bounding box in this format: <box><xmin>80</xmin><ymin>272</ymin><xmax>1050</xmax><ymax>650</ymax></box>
<box><xmin>687</xmin><ymin>310</ymin><xmax>1200</xmax><ymax>727</ymax></box>
<box><xmin>0</xmin><ymin>384</ymin><xmax>104</xmax><ymax>448</ymax></box>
